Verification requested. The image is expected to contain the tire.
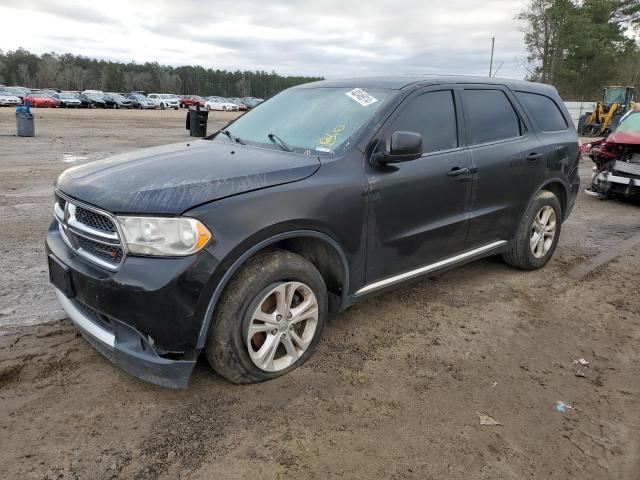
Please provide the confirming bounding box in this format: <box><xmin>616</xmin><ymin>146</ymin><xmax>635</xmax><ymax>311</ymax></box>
<box><xmin>205</xmin><ymin>105</ymin><xmax>210</xmax><ymax>111</ymax></box>
<box><xmin>174</xmin><ymin>107</ymin><xmax>179</xmax><ymax>110</ymax></box>
<box><xmin>502</xmin><ymin>190</ymin><xmax>562</xmax><ymax>270</ymax></box>
<box><xmin>137</xmin><ymin>104</ymin><xmax>142</xmax><ymax>110</ymax></box>
<box><xmin>160</xmin><ymin>103</ymin><xmax>165</xmax><ymax>110</ymax></box>
<box><xmin>577</xmin><ymin>113</ymin><xmax>590</xmax><ymax>136</ymax></box>
<box><xmin>205</xmin><ymin>249</ymin><xmax>328</xmax><ymax>384</ymax></box>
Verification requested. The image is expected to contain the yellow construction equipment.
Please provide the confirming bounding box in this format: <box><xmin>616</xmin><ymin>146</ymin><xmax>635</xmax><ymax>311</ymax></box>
<box><xmin>578</xmin><ymin>86</ymin><xmax>637</xmax><ymax>136</ymax></box>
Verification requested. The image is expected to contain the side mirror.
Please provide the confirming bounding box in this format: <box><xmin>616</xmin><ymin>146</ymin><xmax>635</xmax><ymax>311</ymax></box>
<box><xmin>372</xmin><ymin>131</ymin><xmax>423</xmax><ymax>165</ymax></box>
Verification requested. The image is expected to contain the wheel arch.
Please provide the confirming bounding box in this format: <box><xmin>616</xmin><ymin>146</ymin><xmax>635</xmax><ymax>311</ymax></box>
<box><xmin>540</xmin><ymin>179</ymin><xmax>569</xmax><ymax>220</ymax></box>
<box><xmin>196</xmin><ymin>229</ymin><xmax>350</xmax><ymax>348</ymax></box>
<box><xmin>520</xmin><ymin>178</ymin><xmax>569</xmax><ymax>224</ymax></box>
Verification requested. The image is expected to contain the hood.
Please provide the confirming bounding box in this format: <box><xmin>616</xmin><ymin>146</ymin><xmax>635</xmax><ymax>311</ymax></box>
<box><xmin>606</xmin><ymin>130</ymin><xmax>640</xmax><ymax>145</ymax></box>
<box><xmin>56</xmin><ymin>140</ymin><xmax>321</xmax><ymax>214</ymax></box>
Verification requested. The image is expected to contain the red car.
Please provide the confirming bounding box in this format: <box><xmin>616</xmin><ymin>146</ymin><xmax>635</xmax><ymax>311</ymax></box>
<box><xmin>180</xmin><ymin>95</ymin><xmax>205</xmax><ymax>108</ymax></box>
<box><xmin>583</xmin><ymin>110</ymin><xmax>640</xmax><ymax>200</ymax></box>
<box><xmin>24</xmin><ymin>92</ymin><xmax>59</xmax><ymax>107</ymax></box>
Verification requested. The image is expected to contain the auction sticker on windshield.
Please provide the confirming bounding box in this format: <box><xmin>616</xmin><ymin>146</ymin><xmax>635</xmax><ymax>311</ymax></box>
<box><xmin>345</xmin><ymin>88</ymin><xmax>378</xmax><ymax>107</ymax></box>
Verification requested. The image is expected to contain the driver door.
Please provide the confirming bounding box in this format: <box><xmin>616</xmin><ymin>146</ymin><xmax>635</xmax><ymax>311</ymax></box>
<box><xmin>365</xmin><ymin>87</ymin><xmax>473</xmax><ymax>283</ymax></box>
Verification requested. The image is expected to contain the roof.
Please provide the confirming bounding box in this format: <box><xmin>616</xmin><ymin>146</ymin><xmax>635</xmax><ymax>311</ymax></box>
<box><xmin>296</xmin><ymin>75</ymin><xmax>558</xmax><ymax>94</ymax></box>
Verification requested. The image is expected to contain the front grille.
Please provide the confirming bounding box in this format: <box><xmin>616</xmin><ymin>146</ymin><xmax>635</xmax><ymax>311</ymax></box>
<box><xmin>54</xmin><ymin>192</ymin><xmax>125</xmax><ymax>270</ymax></box>
<box><xmin>76</xmin><ymin>235</ymin><xmax>124</xmax><ymax>263</ymax></box>
<box><xmin>75</xmin><ymin>206</ymin><xmax>117</xmax><ymax>233</ymax></box>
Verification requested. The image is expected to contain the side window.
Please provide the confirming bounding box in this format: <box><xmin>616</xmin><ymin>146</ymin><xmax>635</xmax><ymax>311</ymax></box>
<box><xmin>390</xmin><ymin>90</ymin><xmax>458</xmax><ymax>154</ymax></box>
<box><xmin>515</xmin><ymin>91</ymin><xmax>568</xmax><ymax>132</ymax></box>
<box><xmin>462</xmin><ymin>89</ymin><xmax>522</xmax><ymax>145</ymax></box>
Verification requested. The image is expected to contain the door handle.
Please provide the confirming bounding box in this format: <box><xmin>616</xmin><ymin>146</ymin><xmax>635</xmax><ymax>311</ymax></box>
<box><xmin>527</xmin><ymin>152</ymin><xmax>542</xmax><ymax>163</ymax></box>
<box><xmin>447</xmin><ymin>167</ymin><xmax>471</xmax><ymax>177</ymax></box>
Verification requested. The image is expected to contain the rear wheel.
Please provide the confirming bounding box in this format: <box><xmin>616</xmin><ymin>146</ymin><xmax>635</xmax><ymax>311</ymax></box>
<box><xmin>502</xmin><ymin>190</ymin><xmax>561</xmax><ymax>270</ymax></box>
<box><xmin>205</xmin><ymin>250</ymin><xmax>327</xmax><ymax>384</ymax></box>
<box><xmin>577</xmin><ymin>113</ymin><xmax>590</xmax><ymax>136</ymax></box>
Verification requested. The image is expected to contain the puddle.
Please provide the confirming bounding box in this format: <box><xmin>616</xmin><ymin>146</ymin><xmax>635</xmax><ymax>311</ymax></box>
<box><xmin>62</xmin><ymin>153</ymin><xmax>87</xmax><ymax>163</ymax></box>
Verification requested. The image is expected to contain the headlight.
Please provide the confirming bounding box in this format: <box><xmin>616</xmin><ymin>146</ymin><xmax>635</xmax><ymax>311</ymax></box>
<box><xmin>117</xmin><ymin>216</ymin><xmax>211</xmax><ymax>256</ymax></box>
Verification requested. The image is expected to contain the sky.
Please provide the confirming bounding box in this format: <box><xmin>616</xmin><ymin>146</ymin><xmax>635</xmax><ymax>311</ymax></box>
<box><xmin>0</xmin><ymin>0</ymin><xmax>530</xmax><ymax>79</ymax></box>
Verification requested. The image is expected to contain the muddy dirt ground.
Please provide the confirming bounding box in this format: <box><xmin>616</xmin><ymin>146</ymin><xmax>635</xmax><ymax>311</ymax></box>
<box><xmin>0</xmin><ymin>108</ymin><xmax>638</xmax><ymax>479</ymax></box>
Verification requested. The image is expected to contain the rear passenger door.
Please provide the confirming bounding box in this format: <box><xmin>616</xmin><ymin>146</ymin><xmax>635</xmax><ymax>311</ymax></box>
<box><xmin>513</xmin><ymin>90</ymin><xmax>579</xmax><ymax>190</ymax></box>
<box><xmin>461</xmin><ymin>86</ymin><xmax>545</xmax><ymax>247</ymax></box>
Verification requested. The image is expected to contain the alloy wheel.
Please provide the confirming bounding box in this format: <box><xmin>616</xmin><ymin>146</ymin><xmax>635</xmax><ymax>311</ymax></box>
<box><xmin>530</xmin><ymin>206</ymin><xmax>556</xmax><ymax>258</ymax></box>
<box><xmin>246</xmin><ymin>281</ymin><xmax>319</xmax><ymax>372</ymax></box>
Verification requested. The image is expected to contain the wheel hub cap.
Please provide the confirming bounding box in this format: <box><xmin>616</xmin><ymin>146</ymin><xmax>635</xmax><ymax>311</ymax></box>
<box><xmin>530</xmin><ymin>205</ymin><xmax>556</xmax><ymax>258</ymax></box>
<box><xmin>247</xmin><ymin>281</ymin><xmax>318</xmax><ymax>372</ymax></box>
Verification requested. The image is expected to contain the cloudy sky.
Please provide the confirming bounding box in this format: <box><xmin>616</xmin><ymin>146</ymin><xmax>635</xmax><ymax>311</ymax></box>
<box><xmin>0</xmin><ymin>0</ymin><xmax>530</xmax><ymax>79</ymax></box>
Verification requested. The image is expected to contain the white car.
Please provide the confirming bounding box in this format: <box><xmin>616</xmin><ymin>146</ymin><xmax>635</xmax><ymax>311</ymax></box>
<box><xmin>147</xmin><ymin>93</ymin><xmax>180</xmax><ymax>110</ymax></box>
<box><xmin>0</xmin><ymin>93</ymin><xmax>22</xmax><ymax>106</ymax></box>
<box><xmin>204</xmin><ymin>96</ymin><xmax>239</xmax><ymax>111</ymax></box>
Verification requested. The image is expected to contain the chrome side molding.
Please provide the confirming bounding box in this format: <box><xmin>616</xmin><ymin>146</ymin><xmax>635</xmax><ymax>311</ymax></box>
<box><xmin>355</xmin><ymin>240</ymin><xmax>508</xmax><ymax>296</ymax></box>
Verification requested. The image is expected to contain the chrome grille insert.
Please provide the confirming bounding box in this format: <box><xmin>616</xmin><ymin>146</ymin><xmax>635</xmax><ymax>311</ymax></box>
<box><xmin>54</xmin><ymin>191</ymin><xmax>126</xmax><ymax>270</ymax></box>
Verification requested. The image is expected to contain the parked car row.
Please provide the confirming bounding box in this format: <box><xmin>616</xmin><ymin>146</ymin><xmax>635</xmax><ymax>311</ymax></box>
<box><xmin>0</xmin><ymin>85</ymin><xmax>264</xmax><ymax>110</ymax></box>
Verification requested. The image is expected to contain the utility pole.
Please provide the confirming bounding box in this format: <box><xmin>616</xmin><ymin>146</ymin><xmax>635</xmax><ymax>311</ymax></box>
<box><xmin>489</xmin><ymin>37</ymin><xmax>495</xmax><ymax>77</ymax></box>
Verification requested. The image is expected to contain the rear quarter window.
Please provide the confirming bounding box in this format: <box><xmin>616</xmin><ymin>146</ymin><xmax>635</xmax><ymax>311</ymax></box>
<box><xmin>515</xmin><ymin>91</ymin><xmax>568</xmax><ymax>132</ymax></box>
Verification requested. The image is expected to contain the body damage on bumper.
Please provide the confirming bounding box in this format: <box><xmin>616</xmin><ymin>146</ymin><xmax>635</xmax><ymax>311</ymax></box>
<box><xmin>55</xmin><ymin>289</ymin><xmax>195</xmax><ymax>388</ymax></box>
<box><xmin>47</xmin><ymin>220</ymin><xmax>220</xmax><ymax>388</ymax></box>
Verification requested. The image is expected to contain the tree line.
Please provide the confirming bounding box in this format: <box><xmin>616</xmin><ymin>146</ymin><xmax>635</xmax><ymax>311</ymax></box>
<box><xmin>517</xmin><ymin>0</ymin><xmax>640</xmax><ymax>101</ymax></box>
<box><xmin>0</xmin><ymin>48</ymin><xmax>323</xmax><ymax>98</ymax></box>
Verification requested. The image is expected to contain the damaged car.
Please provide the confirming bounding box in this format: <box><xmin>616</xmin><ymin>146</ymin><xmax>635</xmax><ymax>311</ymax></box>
<box><xmin>584</xmin><ymin>110</ymin><xmax>640</xmax><ymax>200</ymax></box>
<box><xmin>47</xmin><ymin>77</ymin><xmax>579</xmax><ymax>388</ymax></box>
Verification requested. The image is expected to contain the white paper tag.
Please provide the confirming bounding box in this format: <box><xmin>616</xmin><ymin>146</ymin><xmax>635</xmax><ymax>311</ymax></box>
<box><xmin>345</xmin><ymin>88</ymin><xmax>378</xmax><ymax>107</ymax></box>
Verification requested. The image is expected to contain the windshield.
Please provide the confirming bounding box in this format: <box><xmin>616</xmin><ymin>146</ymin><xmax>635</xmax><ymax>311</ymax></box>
<box><xmin>221</xmin><ymin>87</ymin><xmax>390</xmax><ymax>155</ymax></box>
<box><xmin>604</xmin><ymin>87</ymin><xmax>626</xmax><ymax>105</ymax></box>
<box><xmin>615</xmin><ymin>112</ymin><xmax>640</xmax><ymax>133</ymax></box>
<box><xmin>159</xmin><ymin>94</ymin><xmax>172</xmax><ymax>99</ymax></box>
<box><xmin>59</xmin><ymin>93</ymin><xmax>76</xmax><ymax>99</ymax></box>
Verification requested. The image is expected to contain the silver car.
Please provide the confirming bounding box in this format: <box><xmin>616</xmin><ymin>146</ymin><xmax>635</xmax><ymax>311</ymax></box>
<box><xmin>0</xmin><ymin>93</ymin><xmax>21</xmax><ymax>106</ymax></box>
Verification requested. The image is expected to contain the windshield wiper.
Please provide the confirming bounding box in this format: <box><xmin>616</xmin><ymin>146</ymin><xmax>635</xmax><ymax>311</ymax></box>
<box><xmin>267</xmin><ymin>132</ymin><xmax>293</xmax><ymax>152</ymax></box>
<box><xmin>220</xmin><ymin>129</ymin><xmax>244</xmax><ymax>144</ymax></box>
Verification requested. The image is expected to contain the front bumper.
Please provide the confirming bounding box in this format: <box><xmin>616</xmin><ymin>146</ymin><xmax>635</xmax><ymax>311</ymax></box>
<box><xmin>55</xmin><ymin>289</ymin><xmax>195</xmax><ymax>388</ymax></box>
<box><xmin>46</xmin><ymin>220</ymin><xmax>221</xmax><ymax>388</ymax></box>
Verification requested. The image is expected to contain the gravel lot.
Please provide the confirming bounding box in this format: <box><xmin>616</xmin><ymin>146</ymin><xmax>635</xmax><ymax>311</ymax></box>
<box><xmin>0</xmin><ymin>108</ymin><xmax>638</xmax><ymax>479</ymax></box>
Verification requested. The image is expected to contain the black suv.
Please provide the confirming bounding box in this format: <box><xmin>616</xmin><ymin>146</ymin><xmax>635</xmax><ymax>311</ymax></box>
<box><xmin>46</xmin><ymin>76</ymin><xmax>580</xmax><ymax>388</ymax></box>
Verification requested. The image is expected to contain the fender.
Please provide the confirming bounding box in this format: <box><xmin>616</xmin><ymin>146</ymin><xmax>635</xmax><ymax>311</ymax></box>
<box><xmin>195</xmin><ymin>229</ymin><xmax>350</xmax><ymax>348</ymax></box>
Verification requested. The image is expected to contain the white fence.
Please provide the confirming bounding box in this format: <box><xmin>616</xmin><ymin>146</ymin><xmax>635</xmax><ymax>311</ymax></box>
<box><xmin>563</xmin><ymin>101</ymin><xmax>595</xmax><ymax>127</ymax></box>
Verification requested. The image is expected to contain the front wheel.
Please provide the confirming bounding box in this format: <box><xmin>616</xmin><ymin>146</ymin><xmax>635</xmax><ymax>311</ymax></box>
<box><xmin>205</xmin><ymin>250</ymin><xmax>327</xmax><ymax>384</ymax></box>
<box><xmin>502</xmin><ymin>190</ymin><xmax>562</xmax><ymax>270</ymax></box>
<box><xmin>160</xmin><ymin>103</ymin><xmax>165</xmax><ymax>110</ymax></box>
<box><xmin>205</xmin><ymin>105</ymin><xmax>210</xmax><ymax>111</ymax></box>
